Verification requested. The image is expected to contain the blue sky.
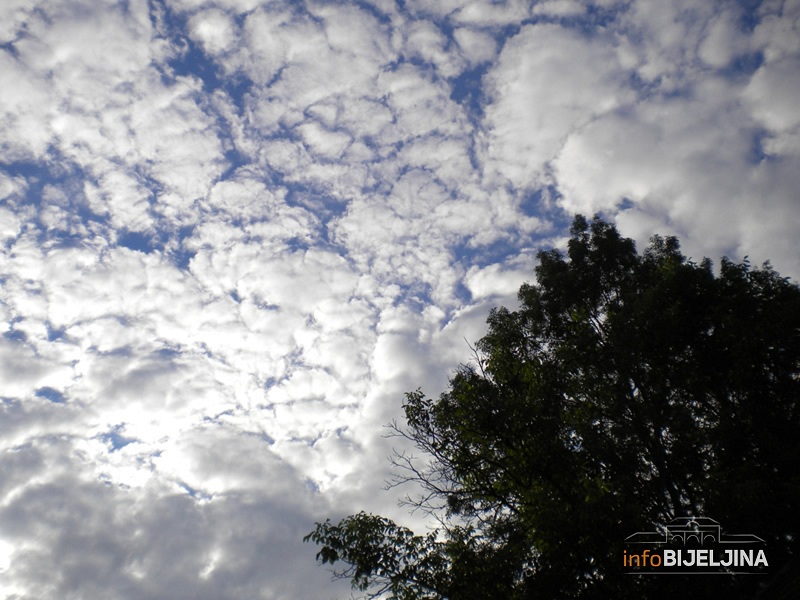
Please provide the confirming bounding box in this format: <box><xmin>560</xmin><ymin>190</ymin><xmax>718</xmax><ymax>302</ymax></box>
<box><xmin>1</xmin><ymin>0</ymin><xmax>798</xmax><ymax>597</ymax></box>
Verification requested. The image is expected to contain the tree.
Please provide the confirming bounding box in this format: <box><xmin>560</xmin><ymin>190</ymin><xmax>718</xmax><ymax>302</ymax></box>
<box><xmin>305</xmin><ymin>215</ymin><xmax>800</xmax><ymax>599</ymax></box>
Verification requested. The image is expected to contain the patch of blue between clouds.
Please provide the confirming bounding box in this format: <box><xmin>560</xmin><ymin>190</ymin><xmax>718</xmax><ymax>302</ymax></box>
<box><xmin>563</xmin><ymin>2</ymin><xmax>621</xmax><ymax>33</ymax></box>
<box><xmin>157</xmin><ymin>0</ymin><xmax>252</xmax><ymax>105</ymax></box>
<box><xmin>450</xmin><ymin>236</ymin><xmax>527</xmax><ymax>304</ymax></box>
<box><xmin>3</xmin><ymin>43</ymin><xmax>217</xmax><ymax>268</ymax></box>
<box><xmin>117</xmin><ymin>230</ymin><xmax>155</xmax><ymax>254</ymax></box>
<box><xmin>154</xmin><ymin>1</ymin><xmax>255</xmax><ymax>195</ymax></box>
<box><xmin>0</xmin><ymin>161</ymin><xmax>42</xmax><ymax>181</ymax></box>
<box><xmin>35</xmin><ymin>387</ymin><xmax>66</xmax><ymax>404</ymax></box>
<box><xmin>617</xmin><ymin>198</ymin><xmax>636</xmax><ymax>212</ymax></box>
<box><xmin>521</xmin><ymin>186</ymin><xmax>566</xmax><ymax>221</ymax></box>
<box><xmin>168</xmin><ymin>38</ymin><xmax>224</xmax><ymax>93</ymax></box>
<box><xmin>393</xmin><ymin>282</ymin><xmax>435</xmax><ymax>311</ymax></box>
<box><xmin>98</xmin><ymin>425</ymin><xmax>138</xmax><ymax>452</ymax></box>
<box><xmin>750</xmin><ymin>132</ymin><xmax>773</xmax><ymax>163</ymax></box>
<box><xmin>280</xmin><ymin>184</ymin><xmax>355</xmax><ymax>258</ymax></box>
<box><xmin>720</xmin><ymin>51</ymin><xmax>764</xmax><ymax>79</ymax></box>
<box><xmin>449</xmin><ymin>64</ymin><xmax>491</xmax><ymax>126</ymax></box>
<box><xmin>257</xmin><ymin>432</ymin><xmax>275</xmax><ymax>445</ymax></box>
<box><xmin>0</xmin><ymin>160</ymin><xmax>59</xmax><ymax>222</ymax></box>
<box><xmin>451</xmin><ymin>187</ymin><xmax>567</xmax><ymax>267</ymax></box>
<box><xmin>0</xmin><ymin>41</ymin><xmax>20</xmax><ymax>59</ymax></box>
<box><xmin>117</xmin><ymin>225</ymin><xmax>197</xmax><ymax>270</ymax></box>
<box><xmin>154</xmin><ymin>347</ymin><xmax>182</xmax><ymax>360</ymax></box>
<box><xmin>46</xmin><ymin>322</ymin><xmax>66</xmax><ymax>342</ymax></box>
<box><xmin>2</xmin><ymin>328</ymin><xmax>27</xmax><ymax>343</ymax></box>
<box><xmin>286</xmin><ymin>186</ymin><xmax>349</xmax><ymax>223</ymax></box>
<box><xmin>452</xmin><ymin>280</ymin><xmax>472</xmax><ymax>305</ymax></box>
<box><xmin>736</xmin><ymin>0</ymin><xmax>765</xmax><ymax>32</ymax></box>
<box><xmin>349</xmin><ymin>0</ymin><xmax>394</xmax><ymax>25</ymax></box>
<box><xmin>155</xmin><ymin>0</ymin><xmax>219</xmax><ymax>91</ymax></box>
<box><xmin>172</xmin><ymin>226</ymin><xmax>197</xmax><ymax>270</ymax></box>
<box><xmin>622</xmin><ymin>72</ymin><xmax>663</xmax><ymax>102</ymax></box>
<box><xmin>1</xmin><ymin>158</ymin><xmax>117</xmax><ymax>250</ymax></box>
<box><xmin>179</xmin><ymin>481</ymin><xmax>213</xmax><ymax>500</ymax></box>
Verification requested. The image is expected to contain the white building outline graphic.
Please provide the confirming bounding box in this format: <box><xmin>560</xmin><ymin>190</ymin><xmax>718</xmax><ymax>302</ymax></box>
<box><xmin>626</xmin><ymin>517</ymin><xmax>765</xmax><ymax>546</ymax></box>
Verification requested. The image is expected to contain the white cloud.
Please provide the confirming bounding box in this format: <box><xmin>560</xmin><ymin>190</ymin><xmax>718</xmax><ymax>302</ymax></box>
<box><xmin>450</xmin><ymin>0</ymin><xmax>533</xmax><ymax>25</ymax></box>
<box><xmin>0</xmin><ymin>50</ymin><xmax>55</xmax><ymax>160</ymax></box>
<box><xmin>698</xmin><ymin>9</ymin><xmax>748</xmax><ymax>68</ymax></box>
<box><xmin>0</xmin><ymin>206</ymin><xmax>22</xmax><ymax>241</ymax></box>
<box><xmin>378</xmin><ymin>63</ymin><xmax>467</xmax><ymax>139</ymax></box>
<box><xmin>753</xmin><ymin>0</ymin><xmax>800</xmax><ymax>63</ymax></box>
<box><xmin>533</xmin><ymin>0</ymin><xmax>586</xmax><ymax>17</ymax></box>
<box><xmin>0</xmin><ymin>338</ymin><xmax>72</xmax><ymax>400</ymax></box>
<box><xmin>1</xmin><ymin>1</ymin><xmax>800</xmax><ymax>598</ymax></box>
<box><xmin>0</xmin><ymin>0</ymin><xmax>35</xmax><ymax>44</ymax></box>
<box><xmin>297</xmin><ymin>121</ymin><xmax>352</xmax><ymax>159</ymax></box>
<box><xmin>743</xmin><ymin>57</ymin><xmax>800</xmax><ymax>133</ymax></box>
<box><xmin>189</xmin><ymin>8</ymin><xmax>236</xmax><ymax>55</ymax></box>
<box><xmin>465</xmin><ymin>262</ymin><xmax>532</xmax><ymax>300</ymax></box>
<box><xmin>552</xmin><ymin>45</ymin><xmax>800</xmax><ymax>275</ymax></box>
<box><xmin>405</xmin><ymin>19</ymin><xmax>465</xmax><ymax>77</ymax></box>
<box><xmin>453</xmin><ymin>27</ymin><xmax>498</xmax><ymax>64</ymax></box>
<box><xmin>481</xmin><ymin>23</ymin><xmax>632</xmax><ymax>189</ymax></box>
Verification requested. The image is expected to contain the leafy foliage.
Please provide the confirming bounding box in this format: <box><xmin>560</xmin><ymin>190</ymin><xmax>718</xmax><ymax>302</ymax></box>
<box><xmin>304</xmin><ymin>512</ymin><xmax>447</xmax><ymax>599</ymax></box>
<box><xmin>306</xmin><ymin>215</ymin><xmax>800</xmax><ymax>599</ymax></box>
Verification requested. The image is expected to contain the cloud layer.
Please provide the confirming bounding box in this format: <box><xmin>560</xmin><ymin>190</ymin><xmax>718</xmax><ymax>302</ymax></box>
<box><xmin>1</xmin><ymin>0</ymin><xmax>798</xmax><ymax>597</ymax></box>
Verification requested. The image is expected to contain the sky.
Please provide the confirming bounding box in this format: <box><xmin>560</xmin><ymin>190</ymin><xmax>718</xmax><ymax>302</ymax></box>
<box><xmin>0</xmin><ymin>0</ymin><xmax>798</xmax><ymax>598</ymax></box>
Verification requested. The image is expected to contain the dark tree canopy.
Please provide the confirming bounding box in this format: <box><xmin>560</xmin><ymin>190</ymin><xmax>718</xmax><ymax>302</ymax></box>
<box><xmin>306</xmin><ymin>215</ymin><xmax>800</xmax><ymax>599</ymax></box>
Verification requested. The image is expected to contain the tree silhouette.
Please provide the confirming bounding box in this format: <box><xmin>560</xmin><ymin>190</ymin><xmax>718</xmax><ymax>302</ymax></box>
<box><xmin>306</xmin><ymin>215</ymin><xmax>800</xmax><ymax>599</ymax></box>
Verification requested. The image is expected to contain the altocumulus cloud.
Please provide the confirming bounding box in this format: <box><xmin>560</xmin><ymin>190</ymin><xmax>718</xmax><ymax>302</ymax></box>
<box><xmin>0</xmin><ymin>0</ymin><xmax>798</xmax><ymax>598</ymax></box>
